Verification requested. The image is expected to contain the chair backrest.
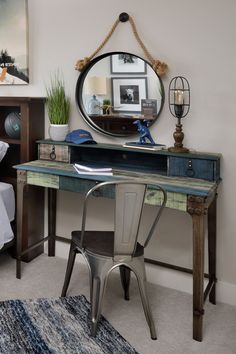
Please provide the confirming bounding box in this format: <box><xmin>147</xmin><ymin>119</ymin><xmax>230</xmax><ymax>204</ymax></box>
<box><xmin>80</xmin><ymin>179</ymin><xmax>167</xmax><ymax>258</ymax></box>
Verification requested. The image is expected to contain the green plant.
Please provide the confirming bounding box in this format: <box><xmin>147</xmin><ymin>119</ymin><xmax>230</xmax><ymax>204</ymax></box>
<box><xmin>46</xmin><ymin>73</ymin><xmax>70</xmax><ymax>124</ymax></box>
<box><xmin>102</xmin><ymin>99</ymin><xmax>111</xmax><ymax>114</ymax></box>
<box><xmin>103</xmin><ymin>99</ymin><xmax>111</xmax><ymax>106</ymax></box>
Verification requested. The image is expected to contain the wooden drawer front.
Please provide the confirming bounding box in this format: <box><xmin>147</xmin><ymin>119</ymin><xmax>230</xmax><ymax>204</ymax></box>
<box><xmin>59</xmin><ymin>176</ymin><xmax>115</xmax><ymax>198</ymax></box>
<box><xmin>38</xmin><ymin>144</ymin><xmax>70</xmax><ymax>162</ymax></box>
<box><xmin>168</xmin><ymin>157</ymin><xmax>216</xmax><ymax>181</ymax></box>
<box><xmin>27</xmin><ymin>171</ymin><xmax>59</xmax><ymax>189</ymax></box>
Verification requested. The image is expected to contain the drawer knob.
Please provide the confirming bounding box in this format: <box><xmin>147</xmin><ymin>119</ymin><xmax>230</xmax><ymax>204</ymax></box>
<box><xmin>50</xmin><ymin>146</ymin><xmax>56</xmax><ymax>160</ymax></box>
<box><xmin>92</xmin><ymin>190</ymin><xmax>102</xmax><ymax>197</ymax></box>
<box><xmin>186</xmin><ymin>159</ymin><xmax>195</xmax><ymax>177</ymax></box>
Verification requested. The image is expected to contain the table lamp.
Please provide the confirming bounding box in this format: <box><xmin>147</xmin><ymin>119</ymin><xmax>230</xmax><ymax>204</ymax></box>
<box><xmin>168</xmin><ymin>76</ymin><xmax>190</xmax><ymax>153</ymax></box>
<box><xmin>84</xmin><ymin>76</ymin><xmax>107</xmax><ymax>115</ymax></box>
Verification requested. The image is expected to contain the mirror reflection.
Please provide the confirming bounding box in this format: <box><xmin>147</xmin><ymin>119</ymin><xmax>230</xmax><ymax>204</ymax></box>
<box><xmin>76</xmin><ymin>52</ymin><xmax>164</xmax><ymax>137</ymax></box>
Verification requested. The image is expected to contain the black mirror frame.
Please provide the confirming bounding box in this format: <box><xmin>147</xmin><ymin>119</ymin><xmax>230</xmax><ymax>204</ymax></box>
<box><xmin>75</xmin><ymin>51</ymin><xmax>165</xmax><ymax>137</ymax></box>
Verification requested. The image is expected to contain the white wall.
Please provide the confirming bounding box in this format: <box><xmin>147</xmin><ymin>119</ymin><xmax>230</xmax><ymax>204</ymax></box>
<box><xmin>1</xmin><ymin>0</ymin><xmax>236</xmax><ymax>304</ymax></box>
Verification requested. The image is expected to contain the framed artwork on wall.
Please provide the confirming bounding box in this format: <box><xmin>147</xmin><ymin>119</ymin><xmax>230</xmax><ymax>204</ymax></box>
<box><xmin>0</xmin><ymin>0</ymin><xmax>29</xmax><ymax>85</ymax></box>
<box><xmin>111</xmin><ymin>77</ymin><xmax>147</xmax><ymax>113</ymax></box>
<box><xmin>110</xmin><ymin>54</ymin><xmax>147</xmax><ymax>74</ymax></box>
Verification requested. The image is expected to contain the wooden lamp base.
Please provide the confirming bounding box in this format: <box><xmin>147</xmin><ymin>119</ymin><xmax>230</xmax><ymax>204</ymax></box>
<box><xmin>168</xmin><ymin>123</ymin><xmax>189</xmax><ymax>153</ymax></box>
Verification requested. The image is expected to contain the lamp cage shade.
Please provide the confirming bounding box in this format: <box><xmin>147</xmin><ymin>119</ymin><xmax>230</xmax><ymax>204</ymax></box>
<box><xmin>168</xmin><ymin>76</ymin><xmax>190</xmax><ymax>119</ymax></box>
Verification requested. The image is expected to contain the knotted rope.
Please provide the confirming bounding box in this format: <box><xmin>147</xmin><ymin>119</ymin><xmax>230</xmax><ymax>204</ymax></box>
<box><xmin>75</xmin><ymin>14</ymin><xmax>168</xmax><ymax>76</ymax></box>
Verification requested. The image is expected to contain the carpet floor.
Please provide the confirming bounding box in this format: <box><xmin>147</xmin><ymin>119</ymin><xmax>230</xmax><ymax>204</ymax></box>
<box><xmin>0</xmin><ymin>253</ymin><xmax>236</xmax><ymax>354</ymax></box>
<box><xmin>0</xmin><ymin>294</ymin><xmax>137</xmax><ymax>354</ymax></box>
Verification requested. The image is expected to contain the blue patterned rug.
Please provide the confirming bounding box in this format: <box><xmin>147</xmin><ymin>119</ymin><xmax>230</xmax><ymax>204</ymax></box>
<box><xmin>0</xmin><ymin>294</ymin><xmax>138</xmax><ymax>354</ymax></box>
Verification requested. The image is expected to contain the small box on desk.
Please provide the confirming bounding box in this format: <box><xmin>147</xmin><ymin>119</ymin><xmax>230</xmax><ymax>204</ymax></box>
<box><xmin>141</xmin><ymin>99</ymin><xmax>158</xmax><ymax>119</ymax></box>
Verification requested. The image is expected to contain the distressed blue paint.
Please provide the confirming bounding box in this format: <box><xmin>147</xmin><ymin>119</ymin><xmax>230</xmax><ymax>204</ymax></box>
<box><xmin>168</xmin><ymin>156</ymin><xmax>217</xmax><ymax>181</ymax></box>
<box><xmin>14</xmin><ymin>160</ymin><xmax>217</xmax><ymax>197</ymax></box>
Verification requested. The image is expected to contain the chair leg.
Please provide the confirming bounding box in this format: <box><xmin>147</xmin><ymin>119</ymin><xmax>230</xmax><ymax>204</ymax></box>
<box><xmin>87</xmin><ymin>256</ymin><xmax>112</xmax><ymax>337</ymax></box>
<box><xmin>90</xmin><ymin>271</ymin><xmax>108</xmax><ymax>336</ymax></box>
<box><xmin>119</xmin><ymin>265</ymin><xmax>131</xmax><ymax>300</ymax></box>
<box><xmin>132</xmin><ymin>257</ymin><xmax>157</xmax><ymax>340</ymax></box>
<box><xmin>61</xmin><ymin>243</ymin><xmax>78</xmax><ymax>297</ymax></box>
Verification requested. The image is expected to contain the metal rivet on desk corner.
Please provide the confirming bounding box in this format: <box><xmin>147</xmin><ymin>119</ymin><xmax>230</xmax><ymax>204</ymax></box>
<box><xmin>188</xmin><ymin>196</ymin><xmax>195</xmax><ymax>202</ymax></box>
<box><xmin>187</xmin><ymin>207</ymin><xmax>194</xmax><ymax>214</ymax></box>
<box><xmin>196</xmin><ymin>197</ymin><xmax>203</xmax><ymax>203</ymax></box>
<box><xmin>195</xmin><ymin>208</ymin><xmax>202</xmax><ymax>215</ymax></box>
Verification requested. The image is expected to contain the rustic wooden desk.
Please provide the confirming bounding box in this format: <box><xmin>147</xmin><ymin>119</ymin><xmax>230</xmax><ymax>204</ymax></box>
<box><xmin>14</xmin><ymin>141</ymin><xmax>221</xmax><ymax>342</ymax></box>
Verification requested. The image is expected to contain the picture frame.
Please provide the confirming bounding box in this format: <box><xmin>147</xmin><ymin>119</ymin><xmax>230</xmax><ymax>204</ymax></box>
<box><xmin>111</xmin><ymin>77</ymin><xmax>148</xmax><ymax>113</ymax></box>
<box><xmin>110</xmin><ymin>54</ymin><xmax>147</xmax><ymax>74</ymax></box>
<box><xmin>141</xmin><ymin>99</ymin><xmax>158</xmax><ymax>119</ymax></box>
<box><xmin>0</xmin><ymin>0</ymin><xmax>29</xmax><ymax>85</ymax></box>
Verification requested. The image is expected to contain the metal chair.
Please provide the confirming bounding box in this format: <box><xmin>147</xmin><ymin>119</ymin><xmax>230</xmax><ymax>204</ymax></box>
<box><xmin>61</xmin><ymin>179</ymin><xmax>167</xmax><ymax>339</ymax></box>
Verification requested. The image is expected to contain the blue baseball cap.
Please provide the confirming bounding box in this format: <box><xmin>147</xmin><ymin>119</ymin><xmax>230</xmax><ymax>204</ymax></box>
<box><xmin>65</xmin><ymin>129</ymin><xmax>96</xmax><ymax>144</ymax></box>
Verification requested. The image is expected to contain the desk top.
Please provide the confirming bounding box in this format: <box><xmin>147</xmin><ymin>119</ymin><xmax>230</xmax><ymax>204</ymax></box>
<box><xmin>14</xmin><ymin>160</ymin><xmax>218</xmax><ymax>198</ymax></box>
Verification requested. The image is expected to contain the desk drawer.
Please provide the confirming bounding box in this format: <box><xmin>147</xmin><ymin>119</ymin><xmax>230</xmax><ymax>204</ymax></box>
<box><xmin>38</xmin><ymin>144</ymin><xmax>70</xmax><ymax>162</ymax></box>
<box><xmin>59</xmin><ymin>176</ymin><xmax>115</xmax><ymax>198</ymax></box>
<box><xmin>168</xmin><ymin>156</ymin><xmax>219</xmax><ymax>181</ymax></box>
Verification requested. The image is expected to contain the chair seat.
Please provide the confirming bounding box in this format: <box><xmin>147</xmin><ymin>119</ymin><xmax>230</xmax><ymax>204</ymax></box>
<box><xmin>72</xmin><ymin>230</ymin><xmax>144</xmax><ymax>257</ymax></box>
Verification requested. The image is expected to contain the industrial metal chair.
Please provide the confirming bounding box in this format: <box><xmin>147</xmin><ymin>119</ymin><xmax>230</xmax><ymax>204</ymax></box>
<box><xmin>61</xmin><ymin>179</ymin><xmax>167</xmax><ymax>339</ymax></box>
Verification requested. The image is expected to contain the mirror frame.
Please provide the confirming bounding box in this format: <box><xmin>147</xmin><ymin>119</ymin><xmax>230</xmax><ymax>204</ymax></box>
<box><xmin>75</xmin><ymin>51</ymin><xmax>165</xmax><ymax>137</ymax></box>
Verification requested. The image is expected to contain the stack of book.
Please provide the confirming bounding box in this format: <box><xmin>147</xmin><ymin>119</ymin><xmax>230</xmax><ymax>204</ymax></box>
<box><xmin>73</xmin><ymin>163</ymin><xmax>113</xmax><ymax>176</ymax></box>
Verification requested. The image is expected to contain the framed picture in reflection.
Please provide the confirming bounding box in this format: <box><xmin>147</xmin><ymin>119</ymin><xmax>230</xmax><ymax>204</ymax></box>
<box><xmin>111</xmin><ymin>77</ymin><xmax>147</xmax><ymax>113</ymax></box>
<box><xmin>110</xmin><ymin>54</ymin><xmax>147</xmax><ymax>74</ymax></box>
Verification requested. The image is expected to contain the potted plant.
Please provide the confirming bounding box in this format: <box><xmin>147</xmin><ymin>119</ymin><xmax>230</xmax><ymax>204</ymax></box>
<box><xmin>46</xmin><ymin>72</ymin><xmax>70</xmax><ymax>141</ymax></box>
<box><xmin>102</xmin><ymin>99</ymin><xmax>111</xmax><ymax>115</ymax></box>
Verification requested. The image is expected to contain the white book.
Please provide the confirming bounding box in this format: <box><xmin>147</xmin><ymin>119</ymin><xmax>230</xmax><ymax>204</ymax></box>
<box><xmin>73</xmin><ymin>163</ymin><xmax>113</xmax><ymax>176</ymax></box>
<box><xmin>123</xmin><ymin>143</ymin><xmax>166</xmax><ymax>151</ymax></box>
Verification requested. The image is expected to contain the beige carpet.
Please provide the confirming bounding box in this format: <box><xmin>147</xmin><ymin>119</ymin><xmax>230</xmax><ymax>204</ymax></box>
<box><xmin>0</xmin><ymin>253</ymin><xmax>235</xmax><ymax>354</ymax></box>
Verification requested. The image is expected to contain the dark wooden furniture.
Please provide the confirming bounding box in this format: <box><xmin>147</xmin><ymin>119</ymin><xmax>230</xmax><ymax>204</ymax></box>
<box><xmin>0</xmin><ymin>97</ymin><xmax>45</xmax><ymax>259</ymax></box>
<box><xmin>14</xmin><ymin>141</ymin><xmax>221</xmax><ymax>341</ymax></box>
<box><xmin>90</xmin><ymin>114</ymin><xmax>151</xmax><ymax>134</ymax></box>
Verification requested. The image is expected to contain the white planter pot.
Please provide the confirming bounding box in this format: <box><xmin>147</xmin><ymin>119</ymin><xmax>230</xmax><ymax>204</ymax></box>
<box><xmin>49</xmin><ymin>124</ymin><xmax>69</xmax><ymax>141</ymax></box>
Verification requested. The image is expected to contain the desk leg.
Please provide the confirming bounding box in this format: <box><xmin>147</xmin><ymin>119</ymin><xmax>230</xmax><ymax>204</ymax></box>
<box><xmin>188</xmin><ymin>196</ymin><xmax>206</xmax><ymax>342</ymax></box>
<box><xmin>48</xmin><ymin>188</ymin><xmax>57</xmax><ymax>256</ymax></box>
<box><xmin>192</xmin><ymin>213</ymin><xmax>205</xmax><ymax>341</ymax></box>
<box><xmin>16</xmin><ymin>170</ymin><xmax>27</xmax><ymax>279</ymax></box>
<box><xmin>208</xmin><ymin>195</ymin><xmax>217</xmax><ymax>304</ymax></box>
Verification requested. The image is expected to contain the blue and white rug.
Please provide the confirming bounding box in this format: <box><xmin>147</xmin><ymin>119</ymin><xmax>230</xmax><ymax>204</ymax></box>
<box><xmin>0</xmin><ymin>294</ymin><xmax>138</xmax><ymax>353</ymax></box>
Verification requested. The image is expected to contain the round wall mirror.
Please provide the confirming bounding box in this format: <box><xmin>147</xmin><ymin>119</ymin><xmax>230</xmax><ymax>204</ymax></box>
<box><xmin>76</xmin><ymin>52</ymin><xmax>165</xmax><ymax>137</ymax></box>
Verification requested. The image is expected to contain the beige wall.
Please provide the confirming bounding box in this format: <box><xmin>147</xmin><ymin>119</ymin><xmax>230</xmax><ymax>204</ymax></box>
<box><xmin>1</xmin><ymin>0</ymin><xmax>236</xmax><ymax>302</ymax></box>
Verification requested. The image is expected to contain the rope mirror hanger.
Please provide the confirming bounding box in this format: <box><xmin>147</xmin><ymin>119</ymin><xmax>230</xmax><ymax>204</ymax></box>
<box><xmin>75</xmin><ymin>12</ymin><xmax>168</xmax><ymax>77</ymax></box>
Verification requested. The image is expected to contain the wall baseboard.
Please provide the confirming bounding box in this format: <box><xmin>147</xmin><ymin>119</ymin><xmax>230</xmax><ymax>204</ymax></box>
<box><xmin>54</xmin><ymin>241</ymin><xmax>236</xmax><ymax>307</ymax></box>
<box><xmin>145</xmin><ymin>262</ymin><xmax>236</xmax><ymax>307</ymax></box>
